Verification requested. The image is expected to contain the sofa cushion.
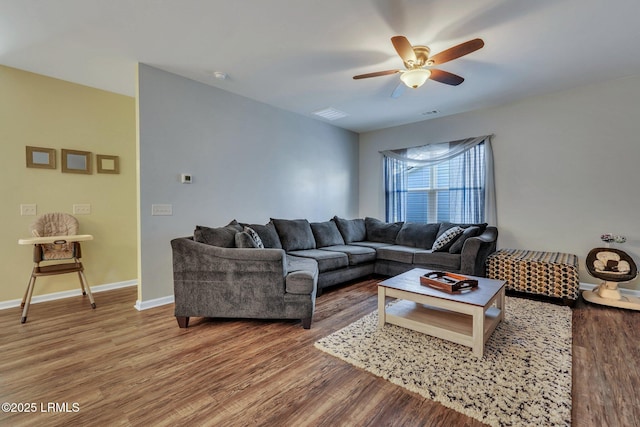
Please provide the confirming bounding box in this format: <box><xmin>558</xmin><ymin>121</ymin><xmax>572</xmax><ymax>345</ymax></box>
<box><xmin>333</xmin><ymin>216</ymin><xmax>367</xmax><ymax>243</ymax></box>
<box><xmin>395</xmin><ymin>222</ymin><xmax>441</xmax><ymax>249</ymax></box>
<box><xmin>432</xmin><ymin>226</ymin><xmax>464</xmax><ymax>252</ymax></box>
<box><xmin>376</xmin><ymin>245</ymin><xmax>421</xmax><ymax>264</ymax></box>
<box><xmin>246</xmin><ymin>222</ymin><xmax>282</xmax><ymax>249</ymax></box>
<box><xmin>272</xmin><ymin>218</ymin><xmax>316</xmax><ymax>251</ymax></box>
<box><xmin>287</xmin><ymin>249</ymin><xmax>348</xmax><ymax>273</ymax></box>
<box><xmin>448</xmin><ymin>226</ymin><xmax>481</xmax><ymax>254</ymax></box>
<box><xmin>365</xmin><ymin>217</ymin><xmax>403</xmax><ymax>244</ymax></box>
<box><xmin>194</xmin><ymin>220</ymin><xmax>243</xmax><ymax>248</ymax></box>
<box><xmin>286</xmin><ymin>254</ymin><xmax>318</xmax><ymax>274</ymax></box>
<box><xmin>320</xmin><ymin>245</ymin><xmax>377</xmax><ymax>266</ymax></box>
<box><xmin>310</xmin><ymin>220</ymin><xmax>345</xmax><ymax>247</ymax></box>
<box><xmin>413</xmin><ymin>250</ymin><xmax>462</xmax><ymax>271</ymax></box>
<box><xmin>364</xmin><ymin>217</ymin><xmax>403</xmax><ymax>244</ymax></box>
<box><xmin>349</xmin><ymin>241</ymin><xmax>394</xmax><ymax>250</ymax></box>
<box><xmin>285</xmin><ymin>271</ymin><xmax>316</xmax><ymax>295</ymax></box>
<box><xmin>285</xmin><ymin>255</ymin><xmax>318</xmax><ymax>294</ymax></box>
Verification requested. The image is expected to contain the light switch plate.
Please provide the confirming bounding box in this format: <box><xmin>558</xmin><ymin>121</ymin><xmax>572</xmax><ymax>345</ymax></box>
<box><xmin>20</xmin><ymin>204</ymin><xmax>37</xmax><ymax>216</ymax></box>
<box><xmin>151</xmin><ymin>204</ymin><xmax>173</xmax><ymax>216</ymax></box>
<box><xmin>73</xmin><ymin>204</ymin><xmax>91</xmax><ymax>215</ymax></box>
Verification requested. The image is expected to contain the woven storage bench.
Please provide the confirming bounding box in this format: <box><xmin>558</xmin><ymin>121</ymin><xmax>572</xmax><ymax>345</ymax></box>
<box><xmin>486</xmin><ymin>249</ymin><xmax>579</xmax><ymax>301</ymax></box>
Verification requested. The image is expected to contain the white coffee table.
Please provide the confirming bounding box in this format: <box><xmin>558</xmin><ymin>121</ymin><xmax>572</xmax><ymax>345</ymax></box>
<box><xmin>378</xmin><ymin>268</ymin><xmax>506</xmax><ymax>357</ymax></box>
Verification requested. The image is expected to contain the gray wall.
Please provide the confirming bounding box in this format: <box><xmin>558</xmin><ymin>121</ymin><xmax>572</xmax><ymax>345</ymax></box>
<box><xmin>138</xmin><ymin>64</ymin><xmax>359</xmax><ymax>302</ymax></box>
<box><xmin>359</xmin><ymin>74</ymin><xmax>640</xmax><ymax>288</ymax></box>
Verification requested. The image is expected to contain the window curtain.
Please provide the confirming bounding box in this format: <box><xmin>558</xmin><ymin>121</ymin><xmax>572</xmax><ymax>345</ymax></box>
<box><xmin>449</xmin><ymin>143</ymin><xmax>484</xmax><ymax>223</ymax></box>
<box><xmin>384</xmin><ymin>152</ymin><xmax>407</xmax><ymax>222</ymax></box>
<box><xmin>381</xmin><ymin>135</ymin><xmax>497</xmax><ymax>225</ymax></box>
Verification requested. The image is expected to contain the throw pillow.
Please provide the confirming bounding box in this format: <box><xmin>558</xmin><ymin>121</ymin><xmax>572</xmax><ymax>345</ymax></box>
<box><xmin>448</xmin><ymin>226</ymin><xmax>481</xmax><ymax>254</ymax></box>
<box><xmin>310</xmin><ymin>220</ymin><xmax>345</xmax><ymax>247</ymax></box>
<box><xmin>432</xmin><ymin>226</ymin><xmax>464</xmax><ymax>252</ymax></box>
<box><xmin>244</xmin><ymin>226</ymin><xmax>264</xmax><ymax>248</ymax></box>
<box><xmin>437</xmin><ymin>221</ymin><xmax>488</xmax><ymax>238</ymax></box>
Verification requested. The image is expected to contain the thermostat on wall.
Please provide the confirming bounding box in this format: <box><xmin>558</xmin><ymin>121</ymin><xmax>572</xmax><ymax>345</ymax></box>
<box><xmin>181</xmin><ymin>174</ymin><xmax>192</xmax><ymax>184</ymax></box>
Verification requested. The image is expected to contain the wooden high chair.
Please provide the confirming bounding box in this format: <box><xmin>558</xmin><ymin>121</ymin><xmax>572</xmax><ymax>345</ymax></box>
<box><xmin>18</xmin><ymin>212</ymin><xmax>96</xmax><ymax>323</ymax></box>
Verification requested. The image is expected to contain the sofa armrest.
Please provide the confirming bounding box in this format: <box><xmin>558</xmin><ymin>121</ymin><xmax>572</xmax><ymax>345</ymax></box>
<box><xmin>459</xmin><ymin>227</ymin><xmax>498</xmax><ymax>276</ymax></box>
<box><xmin>171</xmin><ymin>237</ymin><xmax>293</xmax><ymax>317</ymax></box>
<box><xmin>285</xmin><ymin>271</ymin><xmax>316</xmax><ymax>294</ymax></box>
<box><xmin>171</xmin><ymin>236</ymin><xmax>288</xmax><ymax>306</ymax></box>
<box><xmin>171</xmin><ymin>236</ymin><xmax>286</xmax><ymax>278</ymax></box>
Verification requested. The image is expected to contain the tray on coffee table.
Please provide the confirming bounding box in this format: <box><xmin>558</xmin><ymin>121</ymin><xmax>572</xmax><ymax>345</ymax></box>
<box><xmin>419</xmin><ymin>271</ymin><xmax>478</xmax><ymax>293</ymax></box>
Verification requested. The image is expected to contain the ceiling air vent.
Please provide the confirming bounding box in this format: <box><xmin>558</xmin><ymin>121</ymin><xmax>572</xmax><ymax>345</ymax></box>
<box><xmin>313</xmin><ymin>107</ymin><xmax>348</xmax><ymax>121</ymax></box>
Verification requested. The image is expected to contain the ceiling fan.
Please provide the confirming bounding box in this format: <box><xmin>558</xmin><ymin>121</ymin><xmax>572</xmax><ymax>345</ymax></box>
<box><xmin>353</xmin><ymin>36</ymin><xmax>484</xmax><ymax>97</ymax></box>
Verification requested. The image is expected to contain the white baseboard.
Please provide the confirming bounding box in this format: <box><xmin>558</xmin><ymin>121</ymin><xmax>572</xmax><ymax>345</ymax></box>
<box><xmin>0</xmin><ymin>280</ymin><xmax>137</xmax><ymax>311</ymax></box>
<box><xmin>579</xmin><ymin>282</ymin><xmax>640</xmax><ymax>297</ymax></box>
<box><xmin>134</xmin><ymin>295</ymin><xmax>174</xmax><ymax>311</ymax></box>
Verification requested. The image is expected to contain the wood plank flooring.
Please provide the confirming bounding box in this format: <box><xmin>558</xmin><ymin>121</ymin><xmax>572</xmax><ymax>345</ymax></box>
<box><xmin>0</xmin><ymin>278</ymin><xmax>638</xmax><ymax>426</ymax></box>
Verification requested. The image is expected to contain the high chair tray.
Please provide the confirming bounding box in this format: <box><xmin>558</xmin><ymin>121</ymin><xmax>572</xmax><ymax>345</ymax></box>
<box><xmin>18</xmin><ymin>234</ymin><xmax>93</xmax><ymax>245</ymax></box>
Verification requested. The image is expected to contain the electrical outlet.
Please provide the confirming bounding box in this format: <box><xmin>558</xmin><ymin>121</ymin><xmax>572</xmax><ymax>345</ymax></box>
<box><xmin>20</xmin><ymin>204</ymin><xmax>37</xmax><ymax>216</ymax></box>
<box><xmin>73</xmin><ymin>204</ymin><xmax>91</xmax><ymax>215</ymax></box>
<box><xmin>151</xmin><ymin>204</ymin><xmax>173</xmax><ymax>216</ymax></box>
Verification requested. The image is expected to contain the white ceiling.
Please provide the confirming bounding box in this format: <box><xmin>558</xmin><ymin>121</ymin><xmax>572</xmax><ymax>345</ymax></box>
<box><xmin>2</xmin><ymin>0</ymin><xmax>640</xmax><ymax>133</ymax></box>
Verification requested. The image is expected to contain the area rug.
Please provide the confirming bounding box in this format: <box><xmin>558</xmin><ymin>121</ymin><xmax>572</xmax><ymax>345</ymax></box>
<box><xmin>315</xmin><ymin>297</ymin><xmax>572</xmax><ymax>427</ymax></box>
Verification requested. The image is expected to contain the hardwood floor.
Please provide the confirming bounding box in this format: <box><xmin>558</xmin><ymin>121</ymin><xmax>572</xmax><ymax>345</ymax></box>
<box><xmin>0</xmin><ymin>279</ymin><xmax>638</xmax><ymax>427</ymax></box>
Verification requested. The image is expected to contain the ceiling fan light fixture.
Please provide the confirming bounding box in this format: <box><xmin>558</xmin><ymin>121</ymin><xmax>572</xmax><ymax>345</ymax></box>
<box><xmin>400</xmin><ymin>69</ymin><xmax>431</xmax><ymax>88</ymax></box>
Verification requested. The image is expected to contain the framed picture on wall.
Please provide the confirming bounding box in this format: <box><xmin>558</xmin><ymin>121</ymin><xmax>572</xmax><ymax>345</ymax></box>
<box><xmin>26</xmin><ymin>146</ymin><xmax>56</xmax><ymax>169</ymax></box>
<box><xmin>61</xmin><ymin>149</ymin><xmax>92</xmax><ymax>174</ymax></box>
<box><xmin>97</xmin><ymin>154</ymin><xmax>120</xmax><ymax>174</ymax></box>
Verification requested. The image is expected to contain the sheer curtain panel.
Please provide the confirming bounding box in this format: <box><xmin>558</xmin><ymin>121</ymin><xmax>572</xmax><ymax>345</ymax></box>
<box><xmin>384</xmin><ymin>153</ymin><xmax>408</xmax><ymax>222</ymax></box>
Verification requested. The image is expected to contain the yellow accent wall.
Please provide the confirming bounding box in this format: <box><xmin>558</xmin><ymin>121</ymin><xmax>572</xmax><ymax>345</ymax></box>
<box><xmin>0</xmin><ymin>65</ymin><xmax>137</xmax><ymax>302</ymax></box>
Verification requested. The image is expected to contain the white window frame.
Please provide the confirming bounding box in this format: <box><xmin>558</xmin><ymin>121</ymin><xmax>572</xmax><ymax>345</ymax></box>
<box><xmin>407</xmin><ymin>163</ymin><xmax>450</xmax><ymax>223</ymax></box>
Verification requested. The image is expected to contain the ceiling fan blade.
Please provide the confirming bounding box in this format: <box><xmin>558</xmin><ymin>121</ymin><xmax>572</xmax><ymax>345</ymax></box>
<box><xmin>391</xmin><ymin>82</ymin><xmax>405</xmax><ymax>99</ymax></box>
<box><xmin>353</xmin><ymin>70</ymin><xmax>400</xmax><ymax>79</ymax></box>
<box><xmin>429</xmin><ymin>38</ymin><xmax>484</xmax><ymax>65</ymax></box>
<box><xmin>391</xmin><ymin>35</ymin><xmax>417</xmax><ymax>65</ymax></box>
<box><xmin>429</xmin><ymin>69</ymin><xmax>465</xmax><ymax>86</ymax></box>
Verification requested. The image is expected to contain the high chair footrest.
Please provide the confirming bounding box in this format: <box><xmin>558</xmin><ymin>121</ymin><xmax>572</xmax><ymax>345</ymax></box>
<box><xmin>34</xmin><ymin>263</ymin><xmax>84</xmax><ymax>276</ymax></box>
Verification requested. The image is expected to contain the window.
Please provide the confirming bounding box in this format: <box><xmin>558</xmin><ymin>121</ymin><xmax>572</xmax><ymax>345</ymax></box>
<box><xmin>383</xmin><ymin>136</ymin><xmax>495</xmax><ymax>225</ymax></box>
<box><xmin>406</xmin><ymin>161</ymin><xmax>452</xmax><ymax>223</ymax></box>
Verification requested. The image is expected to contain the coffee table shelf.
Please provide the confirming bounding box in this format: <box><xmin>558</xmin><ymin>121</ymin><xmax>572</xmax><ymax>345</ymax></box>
<box><xmin>385</xmin><ymin>300</ymin><xmax>502</xmax><ymax>351</ymax></box>
<box><xmin>378</xmin><ymin>268</ymin><xmax>506</xmax><ymax>357</ymax></box>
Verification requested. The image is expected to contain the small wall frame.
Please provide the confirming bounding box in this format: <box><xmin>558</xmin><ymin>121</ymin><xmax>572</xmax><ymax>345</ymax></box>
<box><xmin>26</xmin><ymin>146</ymin><xmax>56</xmax><ymax>169</ymax></box>
<box><xmin>97</xmin><ymin>155</ymin><xmax>120</xmax><ymax>174</ymax></box>
<box><xmin>61</xmin><ymin>149</ymin><xmax>92</xmax><ymax>174</ymax></box>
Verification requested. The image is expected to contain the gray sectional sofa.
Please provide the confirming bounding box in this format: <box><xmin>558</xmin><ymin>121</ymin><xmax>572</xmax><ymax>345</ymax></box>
<box><xmin>171</xmin><ymin>216</ymin><xmax>498</xmax><ymax>329</ymax></box>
